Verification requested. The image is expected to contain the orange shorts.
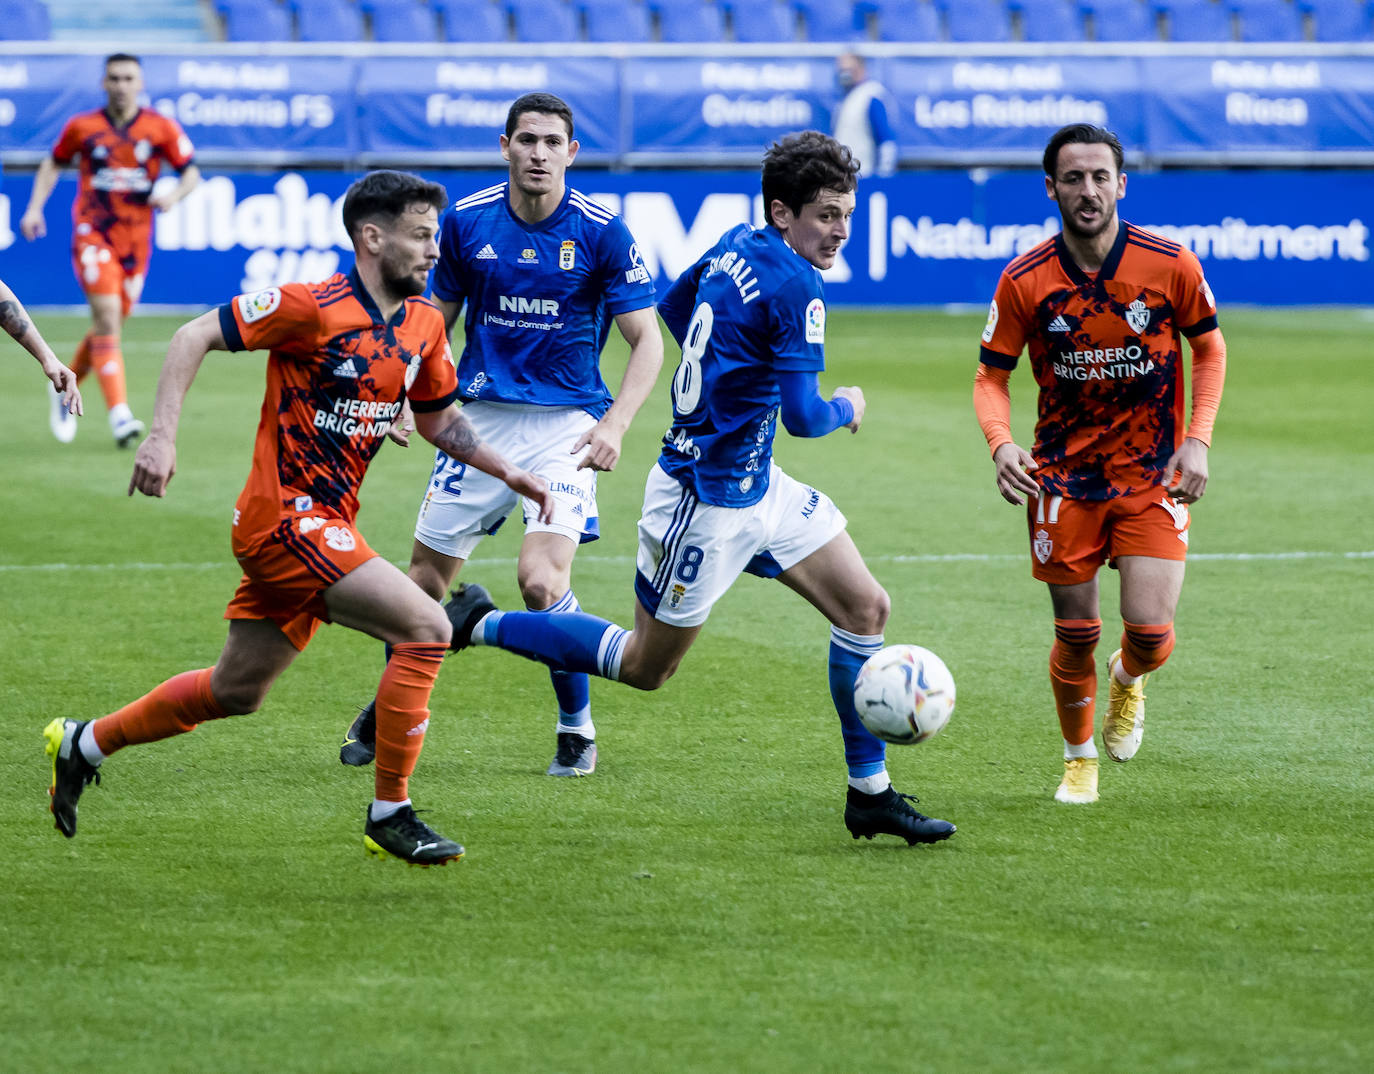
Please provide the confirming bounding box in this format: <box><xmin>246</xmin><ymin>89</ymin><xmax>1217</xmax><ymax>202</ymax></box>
<box><xmin>1026</xmin><ymin>485</ymin><xmax>1190</xmax><ymax>586</ymax></box>
<box><xmin>225</xmin><ymin>514</ymin><xmax>379</xmax><ymax>650</ymax></box>
<box><xmin>72</xmin><ymin>227</ymin><xmax>148</xmax><ymax>313</ymax></box>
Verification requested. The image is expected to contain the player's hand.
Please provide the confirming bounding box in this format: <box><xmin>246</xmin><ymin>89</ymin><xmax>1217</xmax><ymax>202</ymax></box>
<box><xmin>20</xmin><ymin>211</ymin><xmax>45</xmax><ymax>241</ymax></box>
<box><xmin>833</xmin><ymin>386</ymin><xmax>865</xmax><ymax>432</ymax></box>
<box><xmin>129</xmin><ymin>434</ymin><xmax>176</xmax><ymax>498</ymax></box>
<box><xmin>386</xmin><ymin>401</ymin><xmax>415</xmax><ymax>447</ymax></box>
<box><xmin>573</xmin><ymin>419</ymin><xmax>624</xmax><ymax>472</ymax></box>
<box><xmin>993</xmin><ymin>442</ymin><xmax>1040</xmax><ymax>505</ymax></box>
<box><xmin>508</xmin><ymin>469</ymin><xmax>554</xmax><ymax>524</ymax></box>
<box><xmin>148</xmin><ymin>191</ymin><xmax>176</xmax><ymax>213</ymax></box>
<box><xmin>1163</xmin><ymin>436</ymin><xmax>1209</xmax><ymax>504</ymax></box>
<box><xmin>43</xmin><ymin>360</ymin><xmax>84</xmax><ymax>416</ymax></box>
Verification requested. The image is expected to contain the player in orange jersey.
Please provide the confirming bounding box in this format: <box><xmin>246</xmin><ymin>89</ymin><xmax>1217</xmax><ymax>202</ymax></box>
<box><xmin>42</xmin><ymin>171</ymin><xmax>554</xmax><ymax>866</ymax></box>
<box><xmin>20</xmin><ymin>52</ymin><xmax>200</xmax><ymax>448</ymax></box>
<box><xmin>974</xmin><ymin>124</ymin><xmax>1227</xmax><ymax>805</ymax></box>
<box><xmin>1</xmin><ymin>276</ymin><xmax>83</xmax><ymax>417</ymax></box>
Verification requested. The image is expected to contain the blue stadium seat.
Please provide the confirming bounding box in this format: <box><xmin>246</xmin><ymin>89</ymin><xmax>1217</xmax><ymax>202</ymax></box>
<box><xmin>653</xmin><ymin>1</ymin><xmax>724</xmax><ymax>41</ymax></box>
<box><xmin>940</xmin><ymin>0</ymin><xmax>1013</xmax><ymax>40</ymax></box>
<box><xmin>218</xmin><ymin>0</ymin><xmax>293</xmax><ymax>41</ymax></box>
<box><xmin>508</xmin><ymin>0</ymin><xmax>580</xmax><ymax>40</ymax></box>
<box><xmin>728</xmin><ymin>0</ymin><xmax>796</xmax><ymax>40</ymax></box>
<box><xmin>436</xmin><ymin>0</ymin><xmax>509</xmax><ymax>41</ymax></box>
<box><xmin>863</xmin><ymin>0</ymin><xmax>942</xmax><ymax>41</ymax></box>
<box><xmin>1083</xmin><ymin>0</ymin><xmax>1158</xmax><ymax>40</ymax></box>
<box><xmin>294</xmin><ymin>0</ymin><xmax>365</xmax><ymax>41</ymax></box>
<box><xmin>366</xmin><ymin>0</ymin><xmax>438</xmax><ymax>41</ymax></box>
<box><xmin>793</xmin><ymin>0</ymin><xmax>862</xmax><ymax>39</ymax></box>
<box><xmin>581</xmin><ymin>0</ymin><xmax>651</xmax><ymax>41</ymax></box>
<box><xmin>1230</xmin><ymin>0</ymin><xmax>1306</xmax><ymax>39</ymax></box>
<box><xmin>1156</xmin><ymin>0</ymin><xmax>1235</xmax><ymax>40</ymax></box>
<box><xmin>0</xmin><ymin>0</ymin><xmax>50</xmax><ymax>39</ymax></box>
<box><xmin>1013</xmin><ymin>0</ymin><xmax>1086</xmax><ymax>39</ymax></box>
<box><xmin>1301</xmin><ymin>0</ymin><xmax>1373</xmax><ymax>39</ymax></box>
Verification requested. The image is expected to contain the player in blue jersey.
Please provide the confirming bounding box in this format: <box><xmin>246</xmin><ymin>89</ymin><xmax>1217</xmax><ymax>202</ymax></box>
<box><xmin>339</xmin><ymin>93</ymin><xmax>663</xmax><ymax>777</ymax></box>
<box><xmin>443</xmin><ymin>130</ymin><xmax>955</xmax><ymax>846</ymax></box>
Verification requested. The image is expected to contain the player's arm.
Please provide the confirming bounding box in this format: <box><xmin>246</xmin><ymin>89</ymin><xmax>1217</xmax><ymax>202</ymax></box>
<box><xmin>975</xmin><ymin>362</ymin><xmax>1038</xmax><ymax>505</ymax></box>
<box><xmin>149</xmin><ymin>163</ymin><xmax>202</xmax><ymax>213</ymax></box>
<box><xmin>20</xmin><ymin>156</ymin><xmax>61</xmax><ymax>240</ymax></box>
<box><xmin>415</xmin><ymin>405</ymin><xmax>554</xmax><ymax>523</ymax></box>
<box><xmin>128</xmin><ymin>310</ymin><xmax>226</xmax><ymax>498</ymax></box>
<box><xmin>778</xmin><ymin>369</ymin><xmax>862</xmax><ymax>436</ymax></box>
<box><xmin>657</xmin><ymin>256</ymin><xmax>710</xmax><ymax>346</ymax></box>
<box><xmin>0</xmin><ymin>277</ymin><xmax>83</xmax><ymax>413</ymax></box>
<box><xmin>1163</xmin><ymin>327</ymin><xmax>1227</xmax><ymax>504</ymax></box>
<box><xmin>868</xmin><ymin>96</ymin><xmax>898</xmax><ymax>178</ymax></box>
<box><xmin>574</xmin><ymin>306</ymin><xmax>664</xmax><ymax>472</ymax></box>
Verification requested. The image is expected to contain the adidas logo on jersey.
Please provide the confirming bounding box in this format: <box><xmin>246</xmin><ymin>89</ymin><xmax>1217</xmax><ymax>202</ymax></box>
<box><xmin>335</xmin><ymin>358</ymin><xmax>360</xmax><ymax>378</ymax></box>
<box><xmin>475</xmin><ymin>244</ymin><xmax>497</xmax><ymax>260</ymax></box>
<box><xmin>1048</xmin><ymin>315</ymin><xmax>1071</xmax><ymax>332</ymax></box>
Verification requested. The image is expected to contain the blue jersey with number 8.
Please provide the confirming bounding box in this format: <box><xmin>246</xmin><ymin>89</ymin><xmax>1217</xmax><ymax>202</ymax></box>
<box><xmin>656</xmin><ymin>223</ymin><xmax>828</xmax><ymax>507</ymax></box>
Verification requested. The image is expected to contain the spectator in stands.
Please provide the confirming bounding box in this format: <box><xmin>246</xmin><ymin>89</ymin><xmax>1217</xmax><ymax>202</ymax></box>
<box><xmin>832</xmin><ymin>51</ymin><xmax>898</xmax><ymax>178</ymax></box>
<box><xmin>20</xmin><ymin>53</ymin><xmax>200</xmax><ymax>448</ymax></box>
<box><xmin>1</xmin><ymin>276</ymin><xmax>83</xmax><ymax>419</ymax></box>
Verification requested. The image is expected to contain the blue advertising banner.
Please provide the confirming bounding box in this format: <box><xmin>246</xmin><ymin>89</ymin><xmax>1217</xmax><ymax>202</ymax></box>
<box><xmin>1</xmin><ymin>169</ymin><xmax>1369</xmax><ymax>308</ymax></box>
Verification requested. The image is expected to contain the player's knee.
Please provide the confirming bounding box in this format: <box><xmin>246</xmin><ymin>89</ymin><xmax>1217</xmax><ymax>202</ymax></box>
<box><xmin>517</xmin><ymin>570</ymin><xmax>568</xmax><ymax>613</ymax></box>
<box><xmin>403</xmin><ymin>604</ymin><xmax>452</xmax><ymax>647</ymax></box>
<box><xmin>834</xmin><ymin>582</ymin><xmax>889</xmax><ymax>636</ymax></box>
<box><xmin>618</xmin><ymin>653</ymin><xmax>676</xmax><ymax>691</ymax></box>
<box><xmin>210</xmin><ymin>680</ymin><xmax>267</xmax><ymax>716</ymax></box>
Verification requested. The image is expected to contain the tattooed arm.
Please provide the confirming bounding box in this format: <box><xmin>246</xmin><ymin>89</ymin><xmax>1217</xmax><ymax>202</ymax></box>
<box><xmin>0</xmin><ymin>279</ymin><xmax>83</xmax><ymax>415</ymax></box>
<box><xmin>414</xmin><ymin>405</ymin><xmax>554</xmax><ymax>523</ymax></box>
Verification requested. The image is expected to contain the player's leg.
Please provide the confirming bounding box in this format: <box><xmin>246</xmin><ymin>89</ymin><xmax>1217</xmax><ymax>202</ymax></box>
<box><xmin>1103</xmin><ymin>555</ymin><xmax>1185</xmax><ymax>762</ymax></box>
<box><xmin>778</xmin><ymin>530</ymin><xmax>955</xmax><ymax>845</ymax></box>
<box><xmin>85</xmin><ymin>275</ymin><xmax>142</xmax><ymax>447</ymax></box>
<box><xmin>324</xmin><ymin>556</ymin><xmax>463</xmax><ymax>865</ymax></box>
<box><xmin>44</xmin><ymin>618</ymin><xmax>299</xmax><ymax>838</ymax></box>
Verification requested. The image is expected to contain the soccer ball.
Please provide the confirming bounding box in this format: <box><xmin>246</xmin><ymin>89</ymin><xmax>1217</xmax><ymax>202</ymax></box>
<box><xmin>853</xmin><ymin>645</ymin><xmax>956</xmax><ymax>745</ymax></box>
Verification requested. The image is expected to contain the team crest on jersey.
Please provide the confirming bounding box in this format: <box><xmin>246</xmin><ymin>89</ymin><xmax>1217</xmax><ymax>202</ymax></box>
<box><xmin>324</xmin><ymin>526</ymin><xmax>356</xmax><ymax>552</ymax></box>
<box><xmin>134</xmin><ymin>139</ymin><xmax>151</xmax><ymax>164</ymax></box>
<box><xmin>519</xmin><ymin>248</ymin><xmax>538</xmax><ymax>264</ymax></box>
<box><xmin>804</xmin><ymin>298</ymin><xmax>826</xmax><ymax>344</ymax></box>
<box><xmin>299</xmin><ymin>516</ymin><xmax>326</xmax><ymax>534</ymax></box>
<box><xmin>1034</xmin><ymin>528</ymin><xmax>1053</xmax><ymax>564</ymax></box>
<box><xmin>668</xmin><ymin>583</ymin><xmax>687</xmax><ymax>609</ymax></box>
<box><xmin>239</xmin><ymin>287</ymin><xmax>282</xmax><ymax>323</ymax></box>
<box><xmin>560</xmin><ymin>240</ymin><xmax>576</xmax><ymax>271</ymax></box>
<box><xmin>982</xmin><ymin>299</ymin><xmax>999</xmax><ymax>343</ymax></box>
<box><xmin>1125</xmin><ymin>299</ymin><xmax>1152</xmax><ymax>334</ymax></box>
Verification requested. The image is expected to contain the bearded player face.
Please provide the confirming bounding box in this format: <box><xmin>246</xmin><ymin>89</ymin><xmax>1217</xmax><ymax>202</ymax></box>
<box><xmin>376</xmin><ymin>204</ymin><xmax>441</xmax><ymax>299</ymax></box>
<box><xmin>1045</xmin><ymin>142</ymin><xmax>1126</xmax><ymax>242</ymax></box>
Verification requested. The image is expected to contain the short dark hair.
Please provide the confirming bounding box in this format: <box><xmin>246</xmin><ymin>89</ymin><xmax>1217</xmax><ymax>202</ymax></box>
<box><xmin>761</xmin><ymin>130</ymin><xmax>859</xmax><ymax>227</ymax></box>
<box><xmin>341</xmin><ymin>170</ymin><xmax>448</xmax><ymax>239</ymax></box>
<box><xmin>1043</xmin><ymin>124</ymin><xmax>1124</xmax><ymax>178</ymax></box>
<box><xmin>104</xmin><ymin>53</ymin><xmax>141</xmax><ymax>68</ymax></box>
<box><xmin>505</xmin><ymin>92</ymin><xmax>575</xmax><ymax>140</ymax></box>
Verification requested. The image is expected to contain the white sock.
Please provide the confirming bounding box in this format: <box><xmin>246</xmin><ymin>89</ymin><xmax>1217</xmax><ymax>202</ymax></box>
<box><xmin>1114</xmin><ymin>661</ymin><xmax>1141</xmax><ymax>687</ymax></box>
<box><xmin>1065</xmin><ymin>738</ymin><xmax>1099</xmax><ymax>760</ymax></box>
<box><xmin>470</xmin><ymin>611</ymin><xmax>496</xmax><ymax>646</ymax></box>
<box><xmin>108</xmin><ymin>402</ymin><xmax>133</xmax><ymax>427</ymax></box>
<box><xmin>848</xmin><ymin>772</ymin><xmax>892</xmax><ymax>795</ymax></box>
<box><xmin>369</xmin><ymin>798</ymin><xmax>410</xmax><ymax>822</ymax></box>
<box><xmin>557</xmin><ymin>718</ymin><xmax>594</xmax><ymax>739</ymax></box>
<box><xmin>78</xmin><ymin>722</ymin><xmax>105</xmax><ymax>766</ymax></box>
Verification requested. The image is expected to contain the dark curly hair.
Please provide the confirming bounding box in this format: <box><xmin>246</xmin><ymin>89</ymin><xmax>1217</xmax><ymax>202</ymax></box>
<box><xmin>1043</xmin><ymin>124</ymin><xmax>1124</xmax><ymax>178</ymax></box>
<box><xmin>506</xmin><ymin>92</ymin><xmax>575</xmax><ymax>140</ymax></box>
<box><xmin>761</xmin><ymin>131</ymin><xmax>860</xmax><ymax>227</ymax></box>
<box><xmin>341</xmin><ymin>170</ymin><xmax>448</xmax><ymax>239</ymax></box>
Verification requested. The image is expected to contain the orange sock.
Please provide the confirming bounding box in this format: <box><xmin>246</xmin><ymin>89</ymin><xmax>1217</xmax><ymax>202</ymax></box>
<box><xmin>373</xmin><ymin>642</ymin><xmax>447</xmax><ymax>803</ymax></box>
<box><xmin>1120</xmin><ymin>621</ymin><xmax>1175</xmax><ymax>677</ymax></box>
<box><xmin>1050</xmin><ymin>618</ymin><xmax>1101</xmax><ymax>745</ymax></box>
<box><xmin>70</xmin><ymin>332</ymin><xmax>93</xmax><ymax>382</ymax></box>
<box><xmin>92</xmin><ymin>668</ymin><xmax>229</xmax><ymax>755</ymax></box>
<box><xmin>90</xmin><ymin>334</ymin><xmax>128</xmax><ymax>410</ymax></box>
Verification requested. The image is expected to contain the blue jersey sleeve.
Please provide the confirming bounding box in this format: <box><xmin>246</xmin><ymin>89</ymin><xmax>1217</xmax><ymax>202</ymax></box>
<box><xmin>658</xmin><ymin>250</ymin><xmax>713</xmax><ymax>346</ymax></box>
<box><xmin>430</xmin><ymin>211</ymin><xmax>468</xmax><ymax>306</ymax></box>
<box><xmin>596</xmin><ymin>215</ymin><xmax>656</xmax><ymax>317</ymax></box>
<box><xmin>768</xmin><ymin>269</ymin><xmax>827</xmax><ymax>373</ymax></box>
<box><xmin>778</xmin><ymin>369</ymin><xmax>854</xmax><ymax>437</ymax></box>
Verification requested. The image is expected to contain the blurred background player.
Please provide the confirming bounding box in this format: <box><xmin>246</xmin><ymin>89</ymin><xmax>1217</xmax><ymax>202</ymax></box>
<box><xmin>20</xmin><ymin>52</ymin><xmax>200</xmax><ymax>448</ymax></box>
<box><xmin>1</xmin><ymin>276</ymin><xmax>83</xmax><ymax>419</ymax></box>
<box><xmin>974</xmin><ymin>123</ymin><xmax>1227</xmax><ymax>804</ymax></box>
<box><xmin>832</xmin><ymin>52</ymin><xmax>898</xmax><ymax>180</ymax></box>
<box><xmin>442</xmin><ymin>131</ymin><xmax>955</xmax><ymax>847</ymax></box>
<box><xmin>42</xmin><ymin>170</ymin><xmax>553</xmax><ymax>865</ymax></box>
<box><xmin>338</xmin><ymin>92</ymin><xmax>662</xmax><ymax>779</ymax></box>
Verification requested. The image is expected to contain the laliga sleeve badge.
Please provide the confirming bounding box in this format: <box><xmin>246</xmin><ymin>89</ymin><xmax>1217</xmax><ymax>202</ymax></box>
<box><xmin>982</xmin><ymin>299</ymin><xmax>999</xmax><ymax>343</ymax></box>
<box><xmin>239</xmin><ymin>288</ymin><xmax>282</xmax><ymax>324</ymax></box>
<box><xmin>804</xmin><ymin>298</ymin><xmax>826</xmax><ymax>344</ymax></box>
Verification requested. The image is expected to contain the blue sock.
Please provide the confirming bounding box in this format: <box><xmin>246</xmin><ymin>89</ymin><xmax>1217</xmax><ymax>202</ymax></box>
<box><xmin>480</xmin><ymin>609</ymin><xmax>628</xmax><ymax>681</ymax></box>
<box><xmin>829</xmin><ymin>626</ymin><xmax>887</xmax><ymax>780</ymax></box>
<box><xmin>534</xmin><ymin>590</ymin><xmax>592</xmax><ymax>730</ymax></box>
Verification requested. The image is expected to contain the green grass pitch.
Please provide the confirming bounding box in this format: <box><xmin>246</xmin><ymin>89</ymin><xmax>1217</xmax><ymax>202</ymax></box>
<box><xmin>3</xmin><ymin>307</ymin><xmax>1371</xmax><ymax>1073</ymax></box>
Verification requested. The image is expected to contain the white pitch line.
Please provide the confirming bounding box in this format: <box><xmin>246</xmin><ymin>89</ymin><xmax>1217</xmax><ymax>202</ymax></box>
<box><xmin>2</xmin><ymin>550</ymin><xmax>1370</xmax><ymax>573</ymax></box>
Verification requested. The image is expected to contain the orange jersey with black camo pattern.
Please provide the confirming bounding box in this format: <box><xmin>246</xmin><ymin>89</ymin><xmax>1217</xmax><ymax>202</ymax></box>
<box><xmin>980</xmin><ymin>222</ymin><xmax>1218</xmax><ymax>501</ymax></box>
<box><xmin>51</xmin><ymin>107</ymin><xmax>194</xmax><ymax>259</ymax></box>
<box><xmin>218</xmin><ymin>270</ymin><xmax>459</xmax><ymax>533</ymax></box>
